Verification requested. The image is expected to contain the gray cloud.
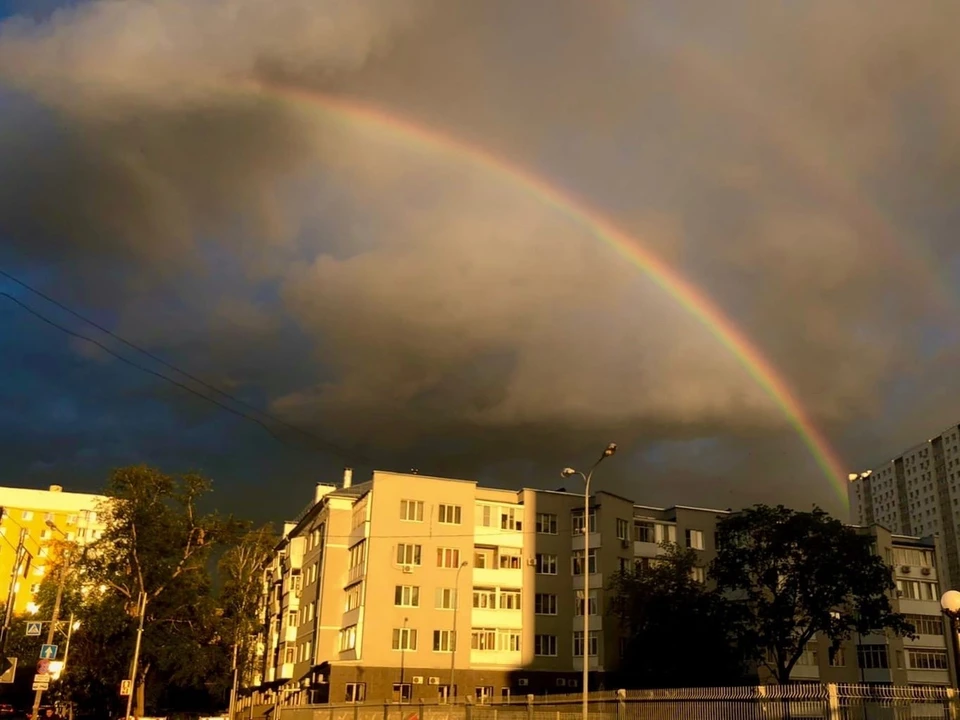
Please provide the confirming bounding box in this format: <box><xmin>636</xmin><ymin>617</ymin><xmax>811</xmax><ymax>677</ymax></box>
<box><xmin>1</xmin><ymin>0</ymin><xmax>959</xmax><ymax>515</ymax></box>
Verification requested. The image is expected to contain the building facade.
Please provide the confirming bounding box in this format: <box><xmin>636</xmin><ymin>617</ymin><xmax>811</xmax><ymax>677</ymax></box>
<box><xmin>849</xmin><ymin>422</ymin><xmax>960</xmax><ymax>589</ymax></box>
<box><xmin>0</xmin><ymin>484</ymin><xmax>107</xmax><ymax>614</ymax></box>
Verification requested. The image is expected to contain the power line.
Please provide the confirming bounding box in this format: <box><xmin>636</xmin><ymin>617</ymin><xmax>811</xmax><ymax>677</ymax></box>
<box><xmin>0</xmin><ymin>268</ymin><xmax>358</xmax><ymax>459</ymax></box>
<box><xmin>0</xmin><ymin>291</ymin><xmax>354</xmax><ymax>459</ymax></box>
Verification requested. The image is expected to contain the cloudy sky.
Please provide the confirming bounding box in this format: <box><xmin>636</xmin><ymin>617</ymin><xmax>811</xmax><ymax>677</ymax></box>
<box><xmin>1</xmin><ymin>0</ymin><xmax>959</xmax><ymax>524</ymax></box>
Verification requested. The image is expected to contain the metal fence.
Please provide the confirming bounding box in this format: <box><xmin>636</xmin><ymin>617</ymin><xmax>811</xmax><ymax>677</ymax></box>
<box><xmin>271</xmin><ymin>685</ymin><xmax>960</xmax><ymax>720</ymax></box>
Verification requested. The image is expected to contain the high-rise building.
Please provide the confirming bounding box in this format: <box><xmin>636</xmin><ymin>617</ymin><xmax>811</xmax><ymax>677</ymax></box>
<box><xmin>0</xmin><ymin>484</ymin><xmax>108</xmax><ymax>615</ymax></box>
<box><xmin>849</xmin><ymin>422</ymin><xmax>960</xmax><ymax>589</ymax></box>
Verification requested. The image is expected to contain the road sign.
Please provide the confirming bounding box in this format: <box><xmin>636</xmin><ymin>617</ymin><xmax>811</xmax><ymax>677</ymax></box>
<box><xmin>120</xmin><ymin>679</ymin><xmax>132</xmax><ymax>696</ymax></box>
<box><xmin>34</xmin><ymin>673</ymin><xmax>50</xmax><ymax>683</ymax></box>
<box><xmin>25</xmin><ymin>622</ymin><xmax>42</xmax><ymax>637</ymax></box>
<box><xmin>32</xmin><ymin>680</ymin><xmax>49</xmax><ymax>691</ymax></box>
<box><xmin>36</xmin><ymin>659</ymin><xmax>50</xmax><ymax>675</ymax></box>
<box><xmin>0</xmin><ymin>658</ymin><xmax>16</xmax><ymax>683</ymax></box>
<box><xmin>39</xmin><ymin>644</ymin><xmax>57</xmax><ymax>660</ymax></box>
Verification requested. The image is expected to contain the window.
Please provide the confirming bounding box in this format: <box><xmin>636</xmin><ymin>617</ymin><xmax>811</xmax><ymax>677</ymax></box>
<box><xmin>501</xmin><ymin>508</ymin><xmax>521</xmax><ymax>531</ymax></box>
<box><xmin>433</xmin><ymin>630</ymin><xmax>456</xmax><ymax>652</ymax></box>
<box><xmin>498</xmin><ymin>629</ymin><xmax>521</xmax><ymax>651</ymax></box>
<box><xmin>573</xmin><ymin>631</ymin><xmax>599</xmax><ymax>657</ymax></box>
<box><xmin>284</xmin><ymin>647</ymin><xmax>295</xmax><ymax>664</ymax></box>
<box><xmin>288</xmin><ymin>611</ymin><xmax>297</xmax><ymax>627</ymax></box>
<box><xmin>572</xmin><ymin>549</ymin><xmax>598</xmax><ymax>575</ymax></box>
<box><xmin>905</xmin><ymin>614</ymin><xmax>944</xmax><ymax>636</ymax></box>
<box><xmin>536</xmin><ymin>554</ymin><xmax>558</xmax><ymax>575</ymax></box>
<box><xmin>39</xmin><ymin>530</ymin><xmax>51</xmax><ymax>540</ymax></box>
<box><xmin>475</xmin><ymin>687</ymin><xmax>494</xmax><ymax>705</ymax></box>
<box><xmin>685</xmin><ymin>529</ymin><xmax>704</xmax><ymax>550</ymax></box>
<box><xmin>474</xmin><ymin>547</ymin><xmax>494</xmax><ymax>569</ymax></box>
<box><xmin>634</xmin><ymin>521</ymin><xmax>654</xmax><ymax>543</ymax></box>
<box><xmin>690</xmin><ymin>567</ymin><xmax>706</xmax><ymax>583</ymax></box>
<box><xmin>349</xmin><ymin>542</ymin><xmax>366</xmax><ymax>569</ymax></box>
<box><xmin>437</xmin><ymin>547</ymin><xmax>461</xmax><ymax>568</ymax></box>
<box><xmin>796</xmin><ymin>648</ymin><xmax>818</xmax><ymax>666</ymax></box>
<box><xmin>575</xmin><ymin>590</ymin><xmax>598</xmax><ymax>616</ymax></box>
<box><xmin>857</xmin><ymin>644</ymin><xmax>889</xmax><ymax>669</ymax></box>
<box><xmin>21</xmin><ymin>511</ymin><xmax>33</xmax><ymax>521</ymax></box>
<box><xmin>499</xmin><ymin>589</ymin><xmax>521</xmax><ymax>610</ymax></box>
<box><xmin>618</xmin><ymin>557</ymin><xmax>631</xmax><ymax>573</ymax></box>
<box><xmin>307</xmin><ymin>602</ymin><xmax>315</xmax><ymax>621</ymax></box>
<box><xmin>352</xmin><ymin>506</ymin><xmax>366</xmax><ymax>530</ymax></box>
<box><xmin>400</xmin><ymin>499</ymin><xmax>424</xmax><ymax>522</ymax></box>
<box><xmin>897</xmin><ymin>579</ymin><xmax>939</xmax><ymax>600</ymax></box>
<box><xmin>498</xmin><ymin>548</ymin><xmax>522</xmax><ymax>569</ymax></box>
<box><xmin>535</xmin><ymin>635</ymin><xmax>558</xmax><ymax>656</ymax></box>
<box><xmin>656</xmin><ymin>523</ymin><xmax>677</xmax><ymax>544</ymax></box>
<box><xmin>476</xmin><ymin>504</ymin><xmax>494</xmax><ymax>527</ymax></box>
<box><xmin>345</xmin><ymin>683</ymin><xmax>366</xmax><ymax>703</ymax></box>
<box><xmin>828</xmin><ymin>647</ymin><xmax>845</xmax><ymax>667</ymax></box>
<box><xmin>438</xmin><ymin>504</ymin><xmax>462</xmax><ymax>525</ymax></box>
<box><xmin>344</xmin><ymin>584</ymin><xmax>363</xmax><ymax>612</ymax></box>
<box><xmin>893</xmin><ymin>548</ymin><xmax>934</xmax><ymax>567</ymax></box>
<box><xmin>535</xmin><ymin>593</ymin><xmax>557</xmax><ymax>615</ymax></box>
<box><xmin>44</xmin><ymin>513</ymin><xmax>54</xmax><ymax>523</ymax></box>
<box><xmin>437</xmin><ymin>686</ymin><xmax>456</xmax><ymax>704</ymax></box>
<box><xmin>392</xmin><ymin>627</ymin><xmax>418</xmax><ymax>651</ymax></box>
<box><xmin>471</xmin><ymin>628</ymin><xmax>496</xmax><ymax>650</ymax></box>
<box><xmin>340</xmin><ymin>625</ymin><xmax>357</xmax><ymax>652</ymax></box>
<box><xmin>392</xmin><ymin>684</ymin><xmax>412</xmax><ymax>704</ymax></box>
<box><xmin>536</xmin><ymin>513</ymin><xmax>558</xmax><ymax>534</ymax></box>
<box><xmin>616</xmin><ymin>518</ymin><xmax>629</xmax><ymax>540</ymax></box>
<box><xmin>396</xmin><ymin>544</ymin><xmax>422</xmax><ymax>566</ymax></box>
<box><xmin>66</xmin><ymin>514</ymin><xmax>78</xmax><ymax>525</ymax></box>
<box><xmin>571</xmin><ymin>510</ymin><xmax>597</xmax><ymax>535</ymax></box>
<box><xmin>395</xmin><ymin>585</ymin><xmax>420</xmax><ymax>607</ymax></box>
<box><xmin>473</xmin><ymin>587</ymin><xmax>497</xmax><ymax>609</ymax></box>
<box><xmin>435</xmin><ymin>587</ymin><xmax>458</xmax><ymax>610</ymax></box>
<box><xmin>907</xmin><ymin>648</ymin><xmax>948</xmax><ymax>670</ymax></box>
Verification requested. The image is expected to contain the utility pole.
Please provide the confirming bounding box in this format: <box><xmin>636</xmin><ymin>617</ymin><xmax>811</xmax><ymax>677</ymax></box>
<box><xmin>31</xmin><ymin>546</ymin><xmax>68</xmax><ymax>720</ymax></box>
<box><xmin>228</xmin><ymin>641</ymin><xmax>239</xmax><ymax>720</ymax></box>
<box><xmin>125</xmin><ymin>592</ymin><xmax>147</xmax><ymax>720</ymax></box>
<box><xmin>0</xmin><ymin>527</ymin><xmax>28</xmax><ymax>671</ymax></box>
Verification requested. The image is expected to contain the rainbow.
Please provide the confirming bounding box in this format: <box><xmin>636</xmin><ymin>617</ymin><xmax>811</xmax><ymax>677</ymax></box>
<box><xmin>244</xmin><ymin>82</ymin><xmax>850</xmax><ymax>503</ymax></box>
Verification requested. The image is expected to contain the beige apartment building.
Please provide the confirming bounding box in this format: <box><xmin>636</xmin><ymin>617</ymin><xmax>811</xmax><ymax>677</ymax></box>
<box><xmin>241</xmin><ymin>469</ymin><xmax>729</xmax><ymax>707</ymax></box>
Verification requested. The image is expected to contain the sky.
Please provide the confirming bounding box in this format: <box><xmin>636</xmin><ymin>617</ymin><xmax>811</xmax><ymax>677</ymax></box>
<box><xmin>1</xmin><ymin>0</ymin><xmax>959</xmax><ymax>525</ymax></box>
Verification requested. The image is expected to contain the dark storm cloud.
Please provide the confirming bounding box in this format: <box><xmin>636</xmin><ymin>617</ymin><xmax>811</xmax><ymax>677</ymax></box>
<box><xmin>1</xmin><ymin>0</ymin><xmax>960</xmax><ymax>519</ymax></box>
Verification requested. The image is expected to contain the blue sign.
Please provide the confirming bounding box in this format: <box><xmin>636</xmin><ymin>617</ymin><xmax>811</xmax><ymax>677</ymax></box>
<box><xmin>39</xmin><ymin>645</ymin><xmax>57</xmax><ymax>660</ymax></box>
<box><xmin>25</xmin><ymin>623</ymin><xmax>41</xmax><ymax>637</ymax></box>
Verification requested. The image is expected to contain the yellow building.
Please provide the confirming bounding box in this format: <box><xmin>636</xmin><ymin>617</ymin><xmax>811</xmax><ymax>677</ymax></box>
<box><xmin>0</xmin><ymin>484</ymin><xmax>108</xmax><ymax>615</ymax></box>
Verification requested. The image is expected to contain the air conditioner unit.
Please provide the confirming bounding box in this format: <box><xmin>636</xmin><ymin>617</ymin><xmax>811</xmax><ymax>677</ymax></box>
<box><xmin>402</xmin><ymin>565</ymin><xmax>414</xmax><ymax>574</ymax></box>
<box><xmin>922</xmin><ymin>567</ymin><xmax>931</xmax><ymax>576</ymax></box>
<box><xmin>517</xmin><ymin>679</ymin><xmax>529</xmax><ymax>687</ymax></box>
<box><xmin>901</xmin><ymin>565</ymin><xmax>911</xmax><ymax>573</ymax></box>
<box><xmin>556</xmin><ymin>679</ymin><xmax>566</xmax><ymax>687</ymax></box>
<box><xmin>527</xmin><ymin>559</ymin><xmax>537</xmax><ymax>566</ymax></box>
<box><xmin>412</xmin><ymin>676</ymin><xmax>424</xmax><ymax>685</ymax></box>
<box><xmin>621</xmin><ymin>539</ymin><xmax>630</xmax><ymax>549</ymax></box>
<box><xmin>428</xmin><ymin>677</ymin><xmax>440</xmax><ymax>686</ymax></box>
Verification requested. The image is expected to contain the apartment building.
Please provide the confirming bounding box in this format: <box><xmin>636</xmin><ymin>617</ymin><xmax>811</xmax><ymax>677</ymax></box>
<box><xmin>849</xmin><ymin>422</ymin><xmax>960</xmax><ymax>589</ymax></box>
<box><xmin>770</xmin><ymin>528</ymin><xmax>954</xmax><ymax>687</ymax></box>
<box><xmin>241</xmin><ymin>470</ymin><xmax>729</xmax><ymax>707</ymax></box>
<box><xmin>0</xmin><ymin>484</ymin><xmax>107</xmax><ymax>614</ymax></box>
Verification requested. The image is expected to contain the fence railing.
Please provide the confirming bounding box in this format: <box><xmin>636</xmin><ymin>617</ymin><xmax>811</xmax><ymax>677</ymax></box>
<box><xmin>267</xmin><ymin>685</ymin><xmax>960</xmax><ymax>720</ymax></box>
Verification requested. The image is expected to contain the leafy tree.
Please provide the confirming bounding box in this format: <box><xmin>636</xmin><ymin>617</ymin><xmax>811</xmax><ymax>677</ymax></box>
<box><xmin>607</xmin><ymin>544</ymin><xmax>748</xmax><ymax>688</ymax></box>
<box><xmin>710</xmin><ymin>505</ymin><xmax>914</xmax><ymax>683</ymax></box>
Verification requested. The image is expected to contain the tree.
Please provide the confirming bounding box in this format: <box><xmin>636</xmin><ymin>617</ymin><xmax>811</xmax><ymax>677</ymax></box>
<box><xmin>218</xmin><ymin>525</ymin><xmax>276</xmax><ymax>691</ymax></box>
<box><xmin>710</xmin><ymin>505</ymin><xmax>914</xmax><ymax>683</ymax></box>
<box><xmin>608</xmin><ymin>544</ymin><xmax>748</xmax><ymax>688</ymax></box>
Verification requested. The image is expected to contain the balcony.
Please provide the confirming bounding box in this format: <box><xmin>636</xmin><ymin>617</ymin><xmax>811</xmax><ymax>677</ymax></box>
<box><xmin>278</xmin><ymin>663</ymin><xmax>294</xmax><ymax>680</ymax></box>
<box><xmin>344</xmin><ymin>564</ymin><xmax>365</xmax><ymax>586</ymax></box>
<box><xmin>474</xmin><ymin>567</ymin><xmax>523</xmax><ymax>588</ymax></box>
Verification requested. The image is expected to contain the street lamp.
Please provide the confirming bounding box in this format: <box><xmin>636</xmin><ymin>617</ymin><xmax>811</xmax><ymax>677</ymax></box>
<box><xmin>941</xmin><ymin>591</ymin><xmax>960</xmax><ymax>688</ymax></box>
<box><xmin>561</xmin><ymin>442</ymin><xmax>617</xmax><ymax>720</ymax></box>
<box><xmin>32</xmin><ymin>521</ymin><xmax>70</xmax><ymax>720</ymax></box>
<box><xmin>450</xmin><ymin>561</ymin><xmax>468</xmax><ymax>703</ymax></box>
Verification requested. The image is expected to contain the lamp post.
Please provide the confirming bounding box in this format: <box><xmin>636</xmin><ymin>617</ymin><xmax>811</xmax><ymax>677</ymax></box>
<box><xmin>32</xmin><ymin>521</ymin><xmax>70</xmax><ymax>720</ymax></box>
<box><xmin>450</xmin><ymin>561</ymin><xmax>468</xmax><ymax>703</ymax></box>
<box><xmin>561</xmin><ymin>443</ymin><xmax>617</xmax><ymax>720</ymax></box>
<box><xmin>941</xmin><ymin>591</ymin><xmax>960</xmax><ymax>688</ymax></box>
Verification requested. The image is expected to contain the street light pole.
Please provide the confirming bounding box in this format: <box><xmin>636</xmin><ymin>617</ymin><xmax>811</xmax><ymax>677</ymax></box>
<box><xmin>126</xmin><ymin>591</ymin><xmax>147</xmax><ymax>720</ymax></box>
<box><xmin>941</xmin><ymin>591</ymin><xmax>960</xmax><ymax>688</ymax></box>
<box><xmin>32</xmin><ymin>539</ymin><xmax>68</xmax><ymax>720</ymax></box>
<box><xmin>562</xmin><ymin>443</ymin><xmax>617</xmax><ymax>720</ymax></box>
<box><xmin>450</xmin><ymin>561</ymin><xmax>468</xmax><ymax>703</ymax></box>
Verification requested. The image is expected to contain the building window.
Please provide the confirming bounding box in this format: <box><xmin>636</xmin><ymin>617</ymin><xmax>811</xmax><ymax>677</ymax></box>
<box><xmin>437</xmin><ymin>547</ymin><xmax>461</xmax><ymax>568</ymax></box>
<box><xmin>499</xmin><ymin>629</ymin><xmax>521</xmax><ymax>651</ymax></box>
<box><xmin>392</xmin><ymin>684</ymin><xmax>412</xmax><ymax>704</ymax></box>
<box><xmin>796</xmin><ymin>648</ymin><xmax>818</xmax><ymax>666</ymax></box>
<box><xmin>473</xmin><ymin>587</ymin><xmax>496</xmax><ymax>609</ymax></box>
<box><xmin>394</xmin><ymin>585</ymin><xmax>420</xmax><ymax>607</ymax></box>
<box><xmin>894</xmin><ymin>548</ymin><xmax>934</xmax><ymax>567</ymax></box>
<box><xmin>501</xmin><ymin>508</ymin><xmax>521</xmax><ymax>531</ymax></box>
<box><xmin>307</xmin><ymin>602</ymin><xmax>315</xmax><ymax>621</ymax></box>
<box><xmin>634</xmin><ymin>521</ymin><xmax>654</xmax><ymax>543</ymax></box>
<box><xmin>476</xmin><ymin>504</ymin><xmax>494</xmax><ymax>527</ymax></box>
<box><xmin>288</xmin><ymin>611</ymin><xmax>297</xmax><ymax>627</ymax></box>
<box><xmin>66</xmin><ymin>515</ymin><xmax>78</xmax><ymax>525</ymax></box>
<box><xmin>471</xmin><ymin>628</ymin><xmax>496</xmax><ymax>650</ymax></box>
<box><xmin>536</xmin><ymin>513</ymin><xmax>558</xmax><ymax>534</ymax></box>
<box><xmin>284</xmin><ymin>648</ymin><xmax>294</xmax><ymax>664</ymax></box>
<box><xmin>907</xmin><ymin>648</ymin><xmax>949</xmax><ymax>670</ymax></box>
<box><xmin>400</xmin><ymin>500</ymin><xmax>424</xmax><ymax>522</ymax></box>
<box><xmin>435</xmin><ymin>587</ymin><xmax>458</xmax><ymax>610</ymax></box>
<box><xmin>349</xmin><ymin>541</ymin><xmax>366</xmax><ymax>569</ymax></box>
<box><xmin>433</xmin><ymin>630</ymin><xmax>456</xmax><ymax>652</ymax></box>
<box><xmin>339</xmin><ymin>625</ymin><xmax>358</xmax><ymax>651</ymax></box>
<box><xmin>475</xmin><ymin>687</ymin><xmax>494</xmax><ymax>705</ymax></box>
<box><xmin>438</xmin><ymin>504</ymin><xmax>462</xmax><ymax>525</ymax></box>
<box><xmin>690</xmin><ymin>566</ymin><xmax>706</xmax><ymax>584</ymax></box>
<box><xmin>535</xmin><ymin>593</ymin><xmax>557</xmax><ymax>615</ymax></box>
<box><xmin>905</xmin><ymin>614</ymin><xmax>944</xmax><ymax>636</ymax></box>
<box><xmin>575</xmin><ymin>590</ymin><xmax>598</xmax><ymax>616</ymax></box>
<box><xmin>535</xmin><ymin>635</ymin><xmax>557</xmax><ymax>656</ymax></box>
<box><xmin>474</xmin><ymin>547</ymin><xmax>494</xmax><ymax>569</ymax></box>
<box><xmin>616</xmin><ymin>518</ymin><xmax>629</xmax><ymax>540</ymax></box>
<box><xmin>573</xmin><ymin>631</ymin><xmax>599</xmax><ymax>657</ymax></box>
<box><xmin>829</xmin><ymin>647</ymin><xmax>845</xmax><ymax>667</ymax></box>
<box><xmin>571</xmin><ymin>510</ymin><xmax>597</xmax><ymax>535</ymax></box>
<box><xmin>437</xmin><ymin>686</ymin><xmax>456</xmax><ymax>704</ymax></box>
<box><xmin>392</xmin><ymin>627</ymin><xmax>418</xmax><ymax>651</ymax></box>
<box><xmin>498</xmin><ymin>548</ymin><xmax>522</xmax><ymax>569</ymax></box>
<box><xmin>344</xmin><ymin>584</ymin><xmax>362</xmax><ymax>612</ymax></box>
<box><xmin>21</xmin><ymin>511</ymin><xmax>33</xmax><ymax>521</ymax></box>
<box><xmin>345</xmin><ymin>683</ymin><xmax>366</xmax><ymax>703</ymax></box>
<box><xmin>396</xmin><ymin>544</ymin><xmax>422</xmax><ymax>566</ymax></box>
<box><xmin>897</xmin><ymin>579</ymin><xmax>939</xmax><ymax>600</ymax></box>
<box><xmin>572</xmin><ymin>549</ymin><xmax>598</xmax><ymax>575</ymax></box>
<box><xmin>499</xmin><ymin>589</ymin><xmax>521</xmax><ymax>610</ymax></box>
<box><xmin>685</xmin><ymin>529</ymin><xmax>704</xmax><ymax>550</ymax></box>
<box><xmin>536</xmin><ymin>554</ymin><xmax>558</xmax><ymax>575</ymax></box>
<box><xmin>857</xmin><ymin>644</ymin><xmax>889</xmax><ymax>669</ymax></box>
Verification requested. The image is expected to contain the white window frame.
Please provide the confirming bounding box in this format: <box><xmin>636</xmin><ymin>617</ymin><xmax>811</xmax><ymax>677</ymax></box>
<box><xmin>395</xmin><ymin>585</ymin><xmax>420</xmax><ymax>607</ymax></box>
<box><xmin>396</xmin><ymin>543</ymin><xmax>423</xmax><ymax>566</ymax></box>
<box><xmin>536</xmin><ymin>553</ymin><xmax>557</xmax><ymax>575</ymax></box>
<box><xmin>535</xmin><ymin>593</ymin><xmax>557</xmax><ymax>615</ymax></box>
<box><xmin>437</xmin><ymin>547</ymin><xmax>461</xmax><ymax>568</ymax></box>
<box><xmin>392</xmin><ymin>627</ymin><xmax>418</xmax><ymax>651</ymax></box>
<box><xmin>534</xmin><ymin>634</ymin><xmax>558</xmax><ymax>656</ymax></box>
<box><xmin>535</xmin><ymin>513</ymin><xmax>558</xmax><ymax>534</ymax></box>
<box><xmin>438</xmin><ymin>504</ymin><xmax>462</xmax><ymax>525</ymax></box>
<box><xmin>400</xmin><ymin>499</ymin><xmax>424</xmax><ymax>522</ymax></box>
<box><xmin>435</xmin><ymin>587</ymin><xmax>457</xmax><ymax>610</ymax></box>
<box><xmin>433</xmin><ymin>629</ymin><xmax>457</xmax><ymax>652</ymax></box>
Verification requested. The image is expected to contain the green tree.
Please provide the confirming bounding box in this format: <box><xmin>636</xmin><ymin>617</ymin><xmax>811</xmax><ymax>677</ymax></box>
<box><xmin>710</xmin><ymin>505</ymin><xmax>914</xmax><ymax>683</ymax></box>
<box><xmin>607</xmin><ymin>544</ymin><xmax>748</xmax><ymax>687</ymax></box>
